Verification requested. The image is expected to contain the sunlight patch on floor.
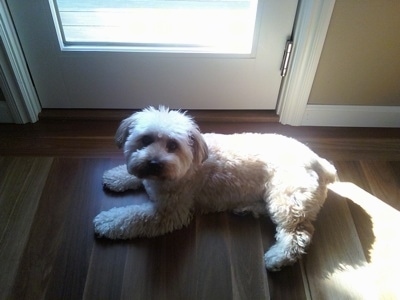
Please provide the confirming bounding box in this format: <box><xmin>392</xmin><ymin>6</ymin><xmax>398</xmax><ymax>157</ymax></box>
<box><xmin>328</xmin><ymin>182</ymin><xmax>400</xmax><ymax>299</ymax></box>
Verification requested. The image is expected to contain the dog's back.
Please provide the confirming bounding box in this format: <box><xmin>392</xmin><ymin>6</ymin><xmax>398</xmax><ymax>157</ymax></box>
<box><xmin>193</xmin><ymin>133</ymin><xmax>336</xmax><ymax>213</ymax></box>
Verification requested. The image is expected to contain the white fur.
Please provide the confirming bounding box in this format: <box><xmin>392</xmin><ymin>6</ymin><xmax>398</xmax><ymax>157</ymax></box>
<box><xmin>94</xmin><ymin>106</ymin><xmax>337</xmax><ymax>271</ymax></box>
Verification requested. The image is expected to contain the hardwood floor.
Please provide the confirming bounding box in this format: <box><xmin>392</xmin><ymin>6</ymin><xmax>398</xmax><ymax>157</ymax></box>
<box><xmin>1</xmin><ymin>113</ymin><xmax>399</xmax><ymax>299</ymax></box>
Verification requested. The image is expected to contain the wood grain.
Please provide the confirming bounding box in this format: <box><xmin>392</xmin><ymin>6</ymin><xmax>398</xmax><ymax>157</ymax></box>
<box><xmin>1</xmin><ymin>115</ymin><xmax>399</xmax><ymax>299</ymax></box>
<box><xmin>330</xmin><ymin>181</ymin><xmax>400</xmax><ymax>299</ymax></box>
<box><xmin>0</xmin><ymin>157</ymin><xmax>53</xmax><ymax>300</ymax></box>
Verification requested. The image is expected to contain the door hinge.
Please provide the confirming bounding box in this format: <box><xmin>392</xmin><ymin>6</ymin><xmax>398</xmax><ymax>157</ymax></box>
<box><xmin>280</xmin><ymin>40</ymin><xmax>293</xmax><ymax>77</ymax></box>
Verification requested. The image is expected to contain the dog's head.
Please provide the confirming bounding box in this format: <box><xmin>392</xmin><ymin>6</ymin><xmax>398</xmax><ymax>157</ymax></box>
<box><xmin>115</xmin><ymin>106</ymin><xmax>208</xmax><ymax>181</ymax></box>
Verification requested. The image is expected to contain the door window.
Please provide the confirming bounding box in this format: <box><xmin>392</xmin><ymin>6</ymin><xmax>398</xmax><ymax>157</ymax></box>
<box><xmin>50</xmin><ymin>0</ymin><xmax>258</xmax><ymax>54</ymax></box>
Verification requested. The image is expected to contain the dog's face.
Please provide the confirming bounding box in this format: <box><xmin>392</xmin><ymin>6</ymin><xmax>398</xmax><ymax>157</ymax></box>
<box><xmin>115</xmin><ymin>106</ymin><xmax>208</xmax><ymax>181</ymax></box>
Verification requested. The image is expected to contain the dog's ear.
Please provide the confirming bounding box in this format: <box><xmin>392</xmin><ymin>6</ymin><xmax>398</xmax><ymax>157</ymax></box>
<box><xmin>190</xmin><ymin>128</ymin><xmax>208</xmax><ymax>165</ymax></box>
<box><xmin>115</xmin><ymin>114</ymin><xmax>137</xmax><ymax>148</ymax></box>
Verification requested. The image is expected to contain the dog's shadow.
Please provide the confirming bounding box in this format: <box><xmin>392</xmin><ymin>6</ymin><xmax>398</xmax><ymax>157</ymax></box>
<box><xmin>265</xmin><ymin>189</ymin><xmax>376</xmax><ymax>298</ymax></box>
<box><xmin>303</xmin><ymin>189</ymin><xmax>375</xmax><ymax>277</ymax></box>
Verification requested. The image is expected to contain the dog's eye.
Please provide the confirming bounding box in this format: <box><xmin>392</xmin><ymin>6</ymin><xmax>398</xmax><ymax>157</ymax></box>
<box><xmin>167</xmin><ymin>140</ymin><xmax>179</xmax><ymax>152</ymax></box>
<box><xmin>141</xmin><ymin>135</ymin><xmax>154</xmax><ymax>146</ymax></box>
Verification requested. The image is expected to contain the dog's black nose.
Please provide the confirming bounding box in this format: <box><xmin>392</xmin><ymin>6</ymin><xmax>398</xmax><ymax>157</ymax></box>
<box><xmin>147</xmin><ymin>160</ymin><xmax>164</xmax><ymax>174</ymax></box>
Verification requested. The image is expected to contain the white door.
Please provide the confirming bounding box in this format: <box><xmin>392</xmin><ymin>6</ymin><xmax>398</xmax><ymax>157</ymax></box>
<box><xmin>7</xmin><ymin>0</ymin><xmax>297</xmax><ymax>110</ymax></box>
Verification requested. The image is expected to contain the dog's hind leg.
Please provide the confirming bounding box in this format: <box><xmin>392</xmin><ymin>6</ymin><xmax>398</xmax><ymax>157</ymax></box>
<box><xmin>103</xmin><ymin>164</ymin><xmax>142</xmax><ymax>192</ymax></box>
<box><xmin>264</xmin><ymin>221</ymin><xmax>314</xmax><ymax>271</ymax></box>
<box><xmin>264</xmin><ymin>168</ymin><xmax>327</xmax><ymax>271</ymax></box>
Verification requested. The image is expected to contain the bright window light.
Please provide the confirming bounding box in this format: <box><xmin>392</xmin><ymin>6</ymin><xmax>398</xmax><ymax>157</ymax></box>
<box><xmin>50</xmin><ymin>0</ymin><xmax>259</xmax><ymax>54</ymax></box>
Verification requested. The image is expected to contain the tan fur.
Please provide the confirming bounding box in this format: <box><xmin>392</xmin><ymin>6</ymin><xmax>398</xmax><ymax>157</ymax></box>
<box><xmin>94</xmin><ymin>106</ymin><xmax>337</xmax><ymax>271</ymax></box>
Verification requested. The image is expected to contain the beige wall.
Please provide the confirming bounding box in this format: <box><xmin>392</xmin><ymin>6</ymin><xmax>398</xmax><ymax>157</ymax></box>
<box><xmin>308</xmin><ymin>0</ymin><xmax>400</xmax><ymax>106</ymax></box>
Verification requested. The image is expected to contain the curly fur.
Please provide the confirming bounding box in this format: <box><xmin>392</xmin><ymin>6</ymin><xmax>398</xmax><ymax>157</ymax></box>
<box><xmin>94</xmin><ymin>106</ymin><xmax>337</xmax><ymax>271</ymax></box>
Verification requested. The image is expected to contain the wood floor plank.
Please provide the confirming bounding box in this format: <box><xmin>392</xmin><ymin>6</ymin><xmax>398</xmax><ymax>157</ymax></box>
<box><xmin>334</xmin><ymin>161</ymin><xmax>376</xmax><ymax>262</ymax></box>
<box><xmin>9</xmin><ymin>158</ymin><xmax>79</xmax><ymax>299</ymax></box>
<box><xmin>193</xmin><ymin>213</ymin><xmax>236</xmax><ymax>300</ymax></box>
<box><xmin>304</xmin><ymin>191</ymin><xmax>370</xmax><ymax>299</ymax></box>
<box><xmin>225</xmin><ymin>214</ymin><xmax>269</xmax><ymax>300</ymax></box>
<box><xmin>9</xmin><ymin>158</ymin><xmax>106</xmax><ymax>299</ymax></box>
<box><xmin>330</xmin><ymin>182</ymin><xmax>400</xmax><ymax>299</ymax></box>
<box><xmin>120</xmin><ymin>230</ymin><xmax>195</xmax><ymax>300</ymax></box>
<box><xmin>360</xmin><ymin>161</ymin><xmax>400</xmax><ymax>210</ymax></box>
<box><xmin>0</xmin><ymin>157</ymin><xmax>53</xmax><ymax>300</ymax></box>
<box><xmin>84</xmin><ymin>193</ymin><xmax>156</xmax><ymax>298</ymax></box>
<box><xmin>155</xmin><ymin>220</ymin><xmax>199</xmax><ymax>300</ymax></box>
<box><xmin>257</xmin><ymin>214</ymin><xmax>308</xmax><ymax>300</ymax></box>
<box><xmin>305</xmin><ymin>138</ymin><xmax>400</xmax><ymax>161</ymax></box>
<box><xmin>331</xmin><ymin>161</ymin><xmax>400</xmax><ymax>299</ymax></box>
<box><xmin>83</xmin><ymin>240</ymin><xmax>127</xmax><ymax>299</ymax></box>
<box><xmin>0</xmin><ymin>136</ymin><xmax>120</xmax><ymax>157</ymax></box>
<box><xmin>259</xmin><ymin>216</ymin><xmax>310</xmax><ymax>299</ymax></box>
<box><xmin>267</xmin><ymin>264</ymin><xmax>309</xmax><ymax>300</ymax></box>
<box><xmin>44</xmin><ymin>158</ymin><xmax>112</xmax><ymax>299</ymax></box>
<box><xmin>121</xmin><ymin>237</ymin><xmax>168</xmax><ymax>299</ymax></box>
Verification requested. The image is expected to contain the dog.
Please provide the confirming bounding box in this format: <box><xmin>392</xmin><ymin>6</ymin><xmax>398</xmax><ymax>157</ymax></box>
<box><xmin>94</xmin><ymin>106</ymin><xmax>337</xmax><ymax>271</ymax></box>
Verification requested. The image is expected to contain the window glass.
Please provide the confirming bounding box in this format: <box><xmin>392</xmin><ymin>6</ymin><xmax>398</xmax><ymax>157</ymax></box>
<box><xmin>51</xmin><ymin>0</ymin><xmax>259</xmax><ymax>53</ymax></box>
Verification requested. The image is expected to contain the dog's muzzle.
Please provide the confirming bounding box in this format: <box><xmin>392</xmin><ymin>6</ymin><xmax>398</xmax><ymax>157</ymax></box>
<box><xmin>136</xmin><ymin>159</ymin><xmax>164</xmax><ymax>178</ymax></box>
<box><xmin>148</xmin><ymin>160</ymin><xmax>164</xmax><ymax>173</ymax></box>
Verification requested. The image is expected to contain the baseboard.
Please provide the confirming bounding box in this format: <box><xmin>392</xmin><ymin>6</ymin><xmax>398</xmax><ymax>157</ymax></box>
<box><xmin>302</xmin><ymin>105</ymin><xmax>400</xmax><ymax>127</ymax></box>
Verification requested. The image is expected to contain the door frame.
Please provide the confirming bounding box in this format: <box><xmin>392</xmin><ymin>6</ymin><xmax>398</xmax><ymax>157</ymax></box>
<box><xmin>277</xmin><ymin>0</ymin><xmax>336</xmax><ymax>125</ymax></box>
<box><xmin>0</xmin><ymin>0</ymin><xmax>335</xmax><ymax>124</ymax></box>
<box><xmin>0</xmin><ymin>0</ymin><xmax>41</xmax><ymax>123</ymax></box>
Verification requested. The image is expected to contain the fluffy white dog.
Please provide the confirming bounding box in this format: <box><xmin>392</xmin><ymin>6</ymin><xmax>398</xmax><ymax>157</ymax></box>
<box><xmin>94</xmin><ymin>106</ymin><xmax>337</xmax><ymax>271</ymax></box>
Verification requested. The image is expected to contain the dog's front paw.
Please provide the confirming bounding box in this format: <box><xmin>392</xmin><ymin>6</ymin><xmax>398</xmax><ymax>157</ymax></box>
<box><xmin>103</xmin><ymin>165</ymin><xmax>142</xmax><ymax>192</ymax></box>
<box><xmin>93</xmin><ymin>207</ymin><xmax>131</xmax><ymax>239</ymax></box>
<box><xmin>94</xmin><ymin>204</ymin><xmax>155</xmax><ymax>239</ymax></box>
